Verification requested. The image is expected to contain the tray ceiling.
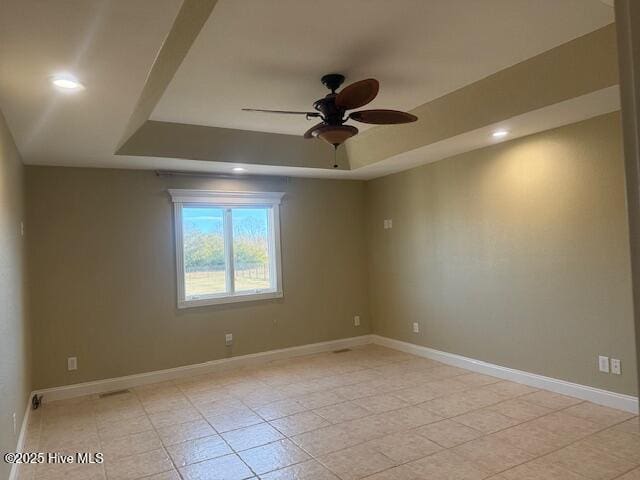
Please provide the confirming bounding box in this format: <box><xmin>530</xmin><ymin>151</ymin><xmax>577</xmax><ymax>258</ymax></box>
<box><xmin>152</xmin><ymin>0</ymin><xmax>613</xmax><ymax>135</ymax></box>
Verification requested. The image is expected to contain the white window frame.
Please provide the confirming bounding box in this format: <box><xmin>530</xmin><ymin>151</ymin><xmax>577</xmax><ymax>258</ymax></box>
<box><xmin>169</xmin><ymin>189</ymin><xmax>284</xmax><ymax>308</ymax></box>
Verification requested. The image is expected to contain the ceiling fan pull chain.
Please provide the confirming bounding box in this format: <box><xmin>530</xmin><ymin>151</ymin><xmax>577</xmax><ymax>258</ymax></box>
<box><xmin>333</xmin><ymin>145</ymin><xmax>338</xmax><ymax>169</ymax></box>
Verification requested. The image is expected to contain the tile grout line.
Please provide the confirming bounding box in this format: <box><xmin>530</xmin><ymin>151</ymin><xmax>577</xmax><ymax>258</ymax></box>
<box><xmin>179</xmin><ymin>380</ymin><xmax>261</xmax><ymax>480</ymax></box>
<box><xmin>90</xmin><ymin>399</ymin><xmax>109</xmax><ymax>480</ymax></box>
<box><xmin>132</xmin><ymin>388</ymin><xmax>189</xmax><ymax>480</ymax></box>
<box><xmin>485</xmin><ymin>411</ymin><xmax>639</xmax><ymax>480</ymax></box>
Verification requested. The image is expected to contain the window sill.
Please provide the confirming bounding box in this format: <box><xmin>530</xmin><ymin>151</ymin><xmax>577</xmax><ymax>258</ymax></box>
<box><xmin>178</xmin><ymin>290</ymin><xmax>283</xmax><ymax>309</ymax></box>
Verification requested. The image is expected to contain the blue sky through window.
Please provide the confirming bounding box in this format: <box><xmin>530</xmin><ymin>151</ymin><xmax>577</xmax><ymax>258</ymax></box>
<box><xmin>183</xmin><ymin>207</ymin><xmax>223</xmax><ymax>233</ymax></box>
<box><xmin>183</xmin><ymin>207</ymin><xmax>268</xmax><ymax>236</ymax></box>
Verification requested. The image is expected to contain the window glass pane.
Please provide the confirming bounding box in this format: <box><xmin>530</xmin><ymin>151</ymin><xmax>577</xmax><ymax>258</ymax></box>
<box><xmin>232</xmin><ymin>208</ymin><xmax>272</xmax><ymax>291</ymax></box>
<box><xmin>182</xmin><ymin>206</ymin><xmax>226</xmax><ymax>298</ymax></box>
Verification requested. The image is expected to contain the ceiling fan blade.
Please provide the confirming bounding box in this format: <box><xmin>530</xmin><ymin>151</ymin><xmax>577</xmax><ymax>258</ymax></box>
<box><xmin>304</xmin><ymin>122</ymin><xmax>326</xmax><ymax>139</ymax></box>
<box><xmin>349</xmin><ymin>109</ymin><xmax>417</xmax><ymax>124</ymax></box>
<box><xmin>335</xmin><ymin>79</ymin><xmax>379</xmax><ymax>110</ymax></box>
<box><xmin>242</xmin><ymin>108</ymin><xmax>320</xmax><ymax>117</ymax></box>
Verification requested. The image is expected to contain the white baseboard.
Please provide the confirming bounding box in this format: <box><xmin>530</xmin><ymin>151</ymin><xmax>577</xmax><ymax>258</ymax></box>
<box><xmin>34</xmin><ymin>335</ymin><xmax>374</xmax><ymax>403</ymax></box>
<box><xmin>31</xmin><ymin>333</ymin><xmax>638</xmax><ymax>415</ymax></box>
<box><xmin>8</xmin><ymin>398</ymin><xmax>32</xmax><ymax>480</ymax></box>
<box><xmin>371</xmin><ymin>335</ymin><xmax>639</xmax><ymax>414</ymax></box>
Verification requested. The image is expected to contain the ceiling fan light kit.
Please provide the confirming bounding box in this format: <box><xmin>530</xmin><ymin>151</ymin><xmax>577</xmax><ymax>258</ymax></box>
<box><xmin>313</xmin><ymin>124</ymin><xmax>359</xmax><ymax>146</ymax></box>
<box><xmin>243</xmin><ymin>73</ymin><xmax>418</xmax><ymax>156</ymax></box>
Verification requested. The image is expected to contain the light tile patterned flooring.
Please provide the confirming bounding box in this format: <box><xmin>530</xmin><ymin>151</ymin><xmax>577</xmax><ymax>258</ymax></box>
<box><xmin>16</xmin><ymin>345</ymin><xmax>640</xmax><ymax>480</ymax></box>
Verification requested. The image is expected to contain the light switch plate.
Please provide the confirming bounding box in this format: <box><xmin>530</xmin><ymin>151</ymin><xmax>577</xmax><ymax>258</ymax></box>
<box><xmin>598</xmin><ymin>355</ymin><xmax>609</xmax><ymax>373</ymax></box>
<box><xmin>354</xmin><ymin>316</ymin><xmax>360</xmax><ymax>327</ymax></box>
<box><xmin>412</xmin><ymin>322</ymin><xmax>420</xmax><ymax>333</ymax></box>
<box><xmin>225</xmin><ymin>333</ymin><xmax>233</xmax><ymax>346</ymax></box>
<box><xmin>67</xmin><ymin>356</ymin><xmax>78</xmax><ymax>371</ymax></box>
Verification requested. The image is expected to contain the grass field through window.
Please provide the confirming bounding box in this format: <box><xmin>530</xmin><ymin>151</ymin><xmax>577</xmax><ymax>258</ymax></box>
<box><xmin>185</xmin><ymin>267</ymin><xmax>270</xmax><ymax>297</ymax></box>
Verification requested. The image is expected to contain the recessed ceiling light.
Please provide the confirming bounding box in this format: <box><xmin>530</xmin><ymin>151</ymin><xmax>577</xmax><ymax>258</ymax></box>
<box><xmin>232</xmin><ymin>167</ymin><xmax>246</xmax><ymax>173</ymax></box>
<box><xmin>50</xmin><ymin>74</ymin><xmax>84</xmax><ymax>91</ymax></box>
<box><xmin>492</xmin><ymin>129</ymin><xmax>509</xmax><ymax>139</ymax></box>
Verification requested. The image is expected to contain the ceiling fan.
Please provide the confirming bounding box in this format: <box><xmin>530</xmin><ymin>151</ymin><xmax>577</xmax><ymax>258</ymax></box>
<box><xmin>243</xmin><ymin>73</ymin><xmax>417</xmax><ymax>150</ymax></box>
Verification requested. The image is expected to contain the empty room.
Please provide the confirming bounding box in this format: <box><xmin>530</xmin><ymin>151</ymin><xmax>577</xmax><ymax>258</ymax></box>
<box><xmin>2</xmin><ymin>1</ymin><xmax>640</xmax><ymax>479</ymax></box>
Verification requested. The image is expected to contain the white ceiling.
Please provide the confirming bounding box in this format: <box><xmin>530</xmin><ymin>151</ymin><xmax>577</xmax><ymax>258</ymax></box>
<box><xmin>152</xmin><ymin>0</ymin><xmax>614</xmax><ymax>135</ymax></box>
<box><xmin>0</xmin><ymin>0</ymin><xmax>615</xmax><ymax>177</ymax></box>
<box><xmin>0</xmin><ymin>0</ymin><xmax>182</xmax><ymax>164</ymax></box>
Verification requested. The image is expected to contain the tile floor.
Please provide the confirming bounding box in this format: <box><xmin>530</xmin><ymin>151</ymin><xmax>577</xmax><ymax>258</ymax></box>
<box><xmin>14</xmin><ymin>345</ymin><xmax>640</xmax><ymax>480</ymax></box>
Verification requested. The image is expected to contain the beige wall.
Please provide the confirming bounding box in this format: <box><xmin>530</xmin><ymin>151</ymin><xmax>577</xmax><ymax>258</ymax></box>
<box><xmin>366</xmin><ymin>112</ymin><xmax>637</xmax><ymax>396</ymax></box>
<box><xmin>26</xmin><ymin>168</ymin><xmax>370</xmax><ymax>389</ymax></box>
<box><xmin>0</xmin><ymin>110</ymin><xmax>29</xmax><ymax>480</ymax></box>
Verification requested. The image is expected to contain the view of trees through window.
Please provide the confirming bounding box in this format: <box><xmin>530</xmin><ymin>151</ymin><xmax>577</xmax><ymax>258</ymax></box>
<box><xmin>182</xmin><ymin>206</ymin><xmax>271</xmax><ymax>298</ymax></box>
<box><xmin>233</xmin><ymin>208</ymin><xmax>270</xmax><ymax>291</ymax></box>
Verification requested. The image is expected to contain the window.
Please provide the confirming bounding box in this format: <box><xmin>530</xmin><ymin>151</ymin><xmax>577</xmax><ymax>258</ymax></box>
<box><xmin>169</xmin><ymin>189</ymin><xmax>284</xmax><ymax>308</ymax></box>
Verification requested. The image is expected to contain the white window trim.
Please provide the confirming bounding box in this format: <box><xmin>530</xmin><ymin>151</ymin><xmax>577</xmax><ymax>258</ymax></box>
<box><xmin>169</xmin><ymin>189</ymin><xmax>285</xmax><ymax>309</ymax></box>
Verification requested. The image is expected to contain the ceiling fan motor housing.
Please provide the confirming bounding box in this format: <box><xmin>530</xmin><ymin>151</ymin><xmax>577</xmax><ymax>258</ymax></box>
<box><xmin>313</xmin><ymin>96</ymin><xmax>344</xmax><ymax>126</ymax></box>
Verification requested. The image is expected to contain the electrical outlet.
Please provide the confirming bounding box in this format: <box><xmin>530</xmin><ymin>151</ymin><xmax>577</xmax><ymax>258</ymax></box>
<box><xmin>13</xmin><ymin>412</ymin><xmax>16</xmax><ymax>436</ymax></box>
<box><xmin>611</xmin><ymin>358</ymin><xmax>621</xmax><ymax>375</ymax></box>
<box><xmin>598</xmin><ymin>355</ymin><xmax>609</xmax><ymax>373</ymax></box>
<box><xmin>225</xmin><ymin>333</ymin><xmax>233</xmax><ymax>346</ymax></box>
<box><xmin>67</xmin><ymin>356</ymin><xmax>78</xmax><ymax>371</ymax></box>
<box><xmin>20</xmin><ymin>221</ymin><xmax>24</xmax><ymax>237</ymax></box>
<box><xmin>412</xmin><ymin>322</ymin><xmax>419</xmax><ymax>333</ymax></box>
<box><xmin>354</xmin><ymin>316</ymin><xmax>360</xmax><ymax>327</ymax></box>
